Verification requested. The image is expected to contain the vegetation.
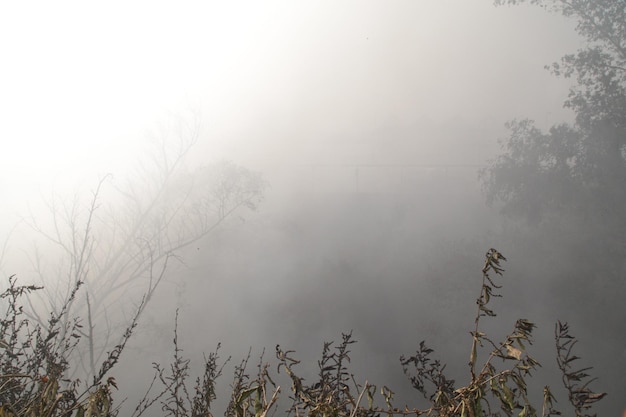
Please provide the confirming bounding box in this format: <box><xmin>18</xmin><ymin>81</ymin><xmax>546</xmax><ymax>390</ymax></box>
<box><xmin>480</xmin><ymin>2</ymin><xmax>624</xmax><ymax>407</ymax></box>
<box><xmin>7</xmin><ymin>111</ymin><xmax>266</xmax><ymax>387</ymax></box>
<box><xmin>0</xmin><ymin>249</ymin><xmax>605</xmax><ymax>416</ymax></box>
<box><xmin>480</xmin><ymin>1</ymin><xmax>625</xmax><ymax>294</ymax></box>
<box><xmin>482</xmin><ymin>0</ymin><xmax>625</xmax><ymax>225</ymax></box>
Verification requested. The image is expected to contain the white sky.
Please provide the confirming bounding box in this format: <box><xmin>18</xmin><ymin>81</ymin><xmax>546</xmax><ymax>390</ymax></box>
<box><xmin>0</xmin><ymin>1</ymin><xmax>581</xmax><ymax>212</ymax></box>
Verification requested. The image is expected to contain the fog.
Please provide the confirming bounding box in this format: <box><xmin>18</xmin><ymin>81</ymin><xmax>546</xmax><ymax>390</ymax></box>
<box><xmin>0</xmin><ymin>1</ymin><xmax>623</xmax><ymax>416</ymax></box>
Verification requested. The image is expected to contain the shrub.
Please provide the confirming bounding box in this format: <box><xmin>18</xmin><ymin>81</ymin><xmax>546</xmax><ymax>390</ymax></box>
<box><xmin>0</xmin><ymin>249</ymin><xmax>605</xmax><ymax>417</ymax></box>
<box><xmin>0</xmin><ymin>275</ymin><xmax>120</xmax><ymax>416</ymax></box>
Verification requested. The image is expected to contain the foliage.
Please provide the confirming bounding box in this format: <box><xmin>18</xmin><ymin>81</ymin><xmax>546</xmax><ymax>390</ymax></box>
<box><xmin>272</xmin><ymin>248</ymin><xmax>605</xmax><ymax>417</ymax></box>
<box><xmin>482</xmin><ymin>0</ymin><xmax>625</xmax><ymax>226</ymax></box>
<box><xmin>554</xmin><ymin>321</ymin><xmax>606</xmax><ymax>417</ymax></box>
<box><xmin>492</xmin><ymin>0</ymin><xmax>625</xmax><ymax>122</ymax></box>
<box><xmin>0</xmin><ymin>250</ymin><xmax>605</xmax><ymax>416</ymax></box>
<box><xmin>0</xmin><ymin>275</ymin><xmax>123</xmax><ymax>416</ymax></box>
<box><xmin>481</xmin><ymin>5</ymin><xmax>626</xmax><ymax>387</ymax></box>
<box><xmin>131</xmin><ymin>311</ymin><xmax>280</xmax><ymax>417</ymax></box>
<box><xmin>276</xmin><ymin>332</ymin><xmax>373</xmax><ymax>417</ymax></box>
<box><xmin>402</xmin><ymin>249</ymin><xmax>564</xmax><ymax>417</ymax></box>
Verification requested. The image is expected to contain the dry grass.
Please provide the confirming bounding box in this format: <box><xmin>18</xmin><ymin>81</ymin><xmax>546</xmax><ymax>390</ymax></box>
<box><xmin>0</xmin><ymin>249</ymin><xmax>605</xmax><ymax>417</ymax></box>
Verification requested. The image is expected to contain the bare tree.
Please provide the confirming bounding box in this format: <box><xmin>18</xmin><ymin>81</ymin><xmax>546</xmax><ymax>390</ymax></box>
<box><xmin>20</xmin><ymin>111</ymin><xmax>267</xmax><ymax>383</ymax></box>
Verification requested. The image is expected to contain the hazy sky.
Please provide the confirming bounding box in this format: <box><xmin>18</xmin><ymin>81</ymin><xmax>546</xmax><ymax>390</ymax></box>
<box><xmin>0</xmin><ymin>1</ymin><xmax>580</xmax><ymax>196</ymax></box>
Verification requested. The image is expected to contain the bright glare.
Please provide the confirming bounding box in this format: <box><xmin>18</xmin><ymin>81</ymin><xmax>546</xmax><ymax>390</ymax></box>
<box><xmin>0</xmin><ymin>2</ymin><xmax>269</xmax><ymax>196</ymax></box>
<box><xmin>0</xmin><ymin>1</ymin><xmax>578</xmax><ymax>213</ymax></box>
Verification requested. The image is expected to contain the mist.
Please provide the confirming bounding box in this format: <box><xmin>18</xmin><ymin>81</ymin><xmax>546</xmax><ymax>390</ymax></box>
<box><xmin>0</xmin><ymin>1</ymin><xmax>623</xmax><ymax>416</ymax></box>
